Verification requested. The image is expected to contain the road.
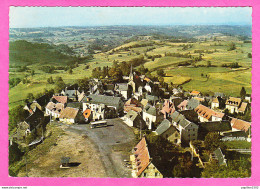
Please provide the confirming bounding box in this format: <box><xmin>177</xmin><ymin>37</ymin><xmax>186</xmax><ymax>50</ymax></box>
<box><xmin>65</xmin><ymin>118</ymin><xmax>137</xmax><ymax>178</ymax></box>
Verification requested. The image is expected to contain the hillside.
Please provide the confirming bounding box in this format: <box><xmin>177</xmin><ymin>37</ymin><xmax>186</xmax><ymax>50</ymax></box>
<box><xmin>9</xmin><ymin>40</ymin><xmax>76</xmax><ymax>67</ymax></box>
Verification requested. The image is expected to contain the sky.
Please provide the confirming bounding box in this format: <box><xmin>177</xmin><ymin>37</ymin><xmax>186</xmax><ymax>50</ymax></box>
<box><xmin>9</xmin><ymin>7</ymin><xmax>252</xmax><ymax>28</ymax></box>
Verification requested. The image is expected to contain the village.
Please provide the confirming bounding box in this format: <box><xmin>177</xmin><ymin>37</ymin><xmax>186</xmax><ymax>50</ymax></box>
<box><xmin>9</xmin><ymin>64</ymin><xmax>251</xmax><ymax>178</ymax></box>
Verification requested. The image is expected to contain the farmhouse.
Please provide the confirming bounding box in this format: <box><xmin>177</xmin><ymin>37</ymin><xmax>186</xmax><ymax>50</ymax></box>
<box><xmin>61</xmin><ymin>84</ymin><xmax>80</xmax><ymax>101</ymax></box>
<box><xmin>24</xmin><ymin>94</ymin><xmax>50</xmax><ymax>113</ymax></box>
<box><xmin>130</xmin><ymin>137</ymin><xmax>163</xmax><ymax>178</ymax></box>
<box><xmin>115</xmin><ymin>83</ymin><xmax>130</xmax><ymax>99</ymax></box>
<box><xmin>143</xmin><ymin>105</ymin><xmax>159</xmax><ymax>130</ymax></box>
<box><xmin>230</xmin><ymin>117</ymin><xmax>251</xmax><ymax>136</ymax></box>
<box><xmin>195</xmin><ymin>104</ymin><xmax>224</xmax><ymax>122</ymax></box>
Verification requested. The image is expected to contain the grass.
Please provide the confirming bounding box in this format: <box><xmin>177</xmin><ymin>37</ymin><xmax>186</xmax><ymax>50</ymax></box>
<box><xmin>224</xmin><ymin>141</ymin><xmax>251</xmax><ymax>149</ymax></box>
<box><xmin>162</xmin><ymin>67</ymin><xmax>251</xmax><ymax>96</ymax></box>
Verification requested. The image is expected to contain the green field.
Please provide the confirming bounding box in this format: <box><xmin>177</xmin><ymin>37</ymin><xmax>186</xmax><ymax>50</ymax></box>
<box><xmin>9</xmin><ymin>38</ymin><xmax>252</xmax><ymax>109</ymax></box>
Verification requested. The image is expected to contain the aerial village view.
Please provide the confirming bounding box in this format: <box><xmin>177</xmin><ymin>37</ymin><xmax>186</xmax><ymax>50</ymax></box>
<box><xmin>8</xmin><ymin>7</ymin><xmax>252</xmax><ymax>178</ymax></box>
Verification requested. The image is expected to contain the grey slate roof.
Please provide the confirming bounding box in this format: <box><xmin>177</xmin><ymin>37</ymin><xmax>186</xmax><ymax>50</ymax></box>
<box><xmin>116</xmin><ymin>83</ymin><xmax>128</xmax><ymax>91</ymax></box>
<box><xmin>179</xmin><ymin>119</ymin><xmax>190</xmax><ymax>128</ymax></box>
<box><xmin>155</xmin><ymin>119</ymin><xmax>172</xmax><ymax>135</ymax></box>
<box><xmin>146</xmin><ymin>94</ymin><xmax>159</xmax><ymax>101</ymax></box>
<box><xmin>213</xmin><ymin>148</ymin><xmax>226</xmax><ymax>166</ymax></box>
<box><xmin>84</xmin><ymin>94</ymin><xmax>122</xmax><ymax>109</ymax></box>
<box><xmin>171</xmin><ymin>111</ymin><xmax>185</xmax><ymax>123</ymax></box>
<box><xmin>146</xmin><ymin>106</ymin><xmax>157</xmax><ymax>116</ymax></box>
<box><xmin>186</xmin><ymin>98</ymin><xmax>200</xmax><ymax>110</ymax></box>
<box><xmin>125</xmin><ymin>110</ymin><xmax>138</xmax><ymax>121</ymax></box>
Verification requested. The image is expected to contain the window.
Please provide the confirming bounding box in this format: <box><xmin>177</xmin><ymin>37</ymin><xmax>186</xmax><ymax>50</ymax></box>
<box><xmin>144</xmin><ymin>173</ymin><xmax>147</xmax><ymax>177</ymax></box>
<box><xmin>155</xmin><ymin>172</ymin><xmax>158</xmax><ymax>177</ymax></box>
<box><xmin>193</xmin><ymin>134</ymin><xmax>195</xmax><ymax>136</ymax></box>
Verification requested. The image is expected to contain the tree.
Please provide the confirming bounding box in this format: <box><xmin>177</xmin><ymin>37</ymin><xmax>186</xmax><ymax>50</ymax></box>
<box><xmin>201</xmin><ymin>73</ymin><xmax>204</xmax><ymax>77</ymax></box>
<box><xmin>204</xmin><ymin>132</ymin><xmax>222</xmax><ymax>152</ymax></box>
<box><xmin>31</xmin><ymin>69</ymin><xmax>35</xmax><ymax>76</ymax></box>
<box><xmin>26</xmin><ymin>93</ymin><xmax>34</xmax><ymax>102</ymax></box>
<box><xmin>247</xmin><ymin>53</ymin><xmax>252</xmax><ymax>58</ymax></box>
<box><xmin>240</xmin><ymin>87</ymin><xmax>247</xmax><ymax>99</ymax></box>
<box><xmin>227</xmin><ymin>42</ymin><xmax>236</xmax><ymax>51</ymax></box>
<box><xmin>8</xmin><ymin>105</ymin><xmax>28</xmax><ymax>132</ymax></box>
<box><xmin>68</xmin><ymin>68</ymin><xmax>73</xmax><ymax>74</ymax></box>
<box><xmin>9</xmin><ymin>142</ymin><xmax>24</xmax><ymax>164</ymax></box>
<box><xmin>47</xmin><ymin>76</ymin><xmax>54</xmax><ymax>84</ymax></box>
<box><xmin>207</xmin><ymin>61</ymin><xmax>212</xmax><ymax>67</ymax></box>
<box><xmin>157</xmin><ymin>69</ymin><xmax>165</xmax><ymax>77</ymax></box>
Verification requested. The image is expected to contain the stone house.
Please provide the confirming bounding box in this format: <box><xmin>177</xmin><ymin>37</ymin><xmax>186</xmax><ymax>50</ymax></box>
<box><xmin>82</xmin><ymin>94</ymin><xmax>124</xmax><ymax>116</ymax></box>
<box><xmin>123</xmin><ymin>110</ymin><xmax>146</xmax><ymax>129</ymax></box>
<box><xmin>130</xmin><ymin>137</ymin><xmax>163</xmax><ymax>178</ymax></box>
<box><xmin>155</xmin><ymin>119</ymin><xmax>181</xmax><ymax>145</ymax></box>
<box><xmin>115</xmin><ymin>83</ymin><xmax>130</xmax><ymax>100</ymax></box>
<box><xmin>61</xmin><ymin>85</ymin><xmax>80</xmax><ymax>101</ymax></box>
<box><xmin>143</xmin><ymin>105</ymin><xmax>158</xmax><ymax>130</ymax></box>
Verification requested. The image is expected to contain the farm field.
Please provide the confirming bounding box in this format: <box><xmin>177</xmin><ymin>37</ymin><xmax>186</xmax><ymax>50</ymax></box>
<box><xmin>9</xmin><ymin>35</ymin><xmax>252</xmax><ymax>109</ymax></box>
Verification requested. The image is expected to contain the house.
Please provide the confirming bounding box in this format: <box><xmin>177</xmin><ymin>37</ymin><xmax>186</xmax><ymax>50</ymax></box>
<box><xmin>179</xmin><ymin>110</ymin><xmax>199</xmax><ymax>123</ymax></box>
<box><xmin>195</xmin><ymin>104</ymin><xmax>224</xmax><ymax>122</ymax></box>
<box><xmin>238</xmin><ymin>102</ymin><xmax>248</xmax><ymax>114</ymax></box>
<box><xmin>14</xmin><ymin>107</ymin><xmax>44</xmax><ymax>141</ymax></box>
<box><xmin>51</xmin><ymin>95</ymin><xmax>68</xmax><ymax>104</ymax></box>
<box><xmin>230</xmin><ymin>117</ymin><xmax>251</xmax><ymax>136</ymax></box>
<box><xmin>143</xmin><ymin>105</ymin><xmax>158</xmax><ymax>130</ymax></box>
<box><xmin>67</xmin><ymin>102</ymin><xmax>82</xmax><ymax>110</ymax></box>
<box><xmin>45</xmin><ymin>102</ymin><xmax>64</xmax><ymax>118</ymax></box>
<box><xmin>123</xmin><ymin>110</ymin><xmax>146</xmax><ymax>129</ymax></box>
<box><xmin>225</xmin><ymin>97</ymin><xmax>242</xmax><ymax>114</ymax></box>
<box><xmin>115</xmin><ymin>83</ymin><xmax>130</xmax><ymax>99</ymax></box>
<box><xmin>161</xmin><ymin>99</ymin><xmax>175</xmax><ymax>119</ymax></box>
<box><xmin>82</xmin><ymin>94</ymin><xmax>124</xmax><ymax>116</ymax></box>
<box><xmin>144</xmin><ymin>83</ymin><xmax>152</xmax><ymax>93</ymax></box>
<box><xmin>155</xmin><ymin>119</ymin><xmax>181</xmax><ymax>145</ymax></box>
<box><xmin>211</xmin><ymin>97</ymin><xmax>220</xmax><ymax>109</ymax></box>
<box><xmin>210</xmin><ymin>148</ymin><xmax>227</xmax><ymax>166</ymax></box>
<box><xmin>172</xmin><ymin>88</ymin><xmax>182</xmax><ymax>95</ymax></box>
<box><xmin>177</xmin><ymin>100</ymin><xmax>188</xmax><ymax>111</ymax></box>
<box><xmin>24</xmin><ymin>94</ymin><xmax>50</xmax><ymax>113</ymax></box>
<box><xmin>89</xmin><ymin>79</ymin><xmax>104</xmax><ymax>95</ymax></box>
<box><xmin>146</xmin><ymin>94</ymin><xmax>159</xmax><ymax>104</ymax></box>
<box><xmin>61</xmin><ymin>84</ymin><xmax>80</xmax><ymax>101</ymax></box>
<box><xmin>190</xmin><ymin>90</ymin><xmax>201</xmax><ymax>97</ymax></box>
<box><xmin>124</xmin><ymin>98</ymin><xmax>142</xmax><ymax>113</ymax></box>
<box><xmin>171</xmin><ymin>111</ymin><xmax>199</xmax><ymax>143</ymax></box>
<box><xmin>59</xmin><ymin>107</ymin><xmax>84</xmax><ymax>124</ymax></box>
<box><xmin>130</xmin><ymin>137</ymin><xmax>163</xmax><ymax>178</ymax></box>
<box><xmin>186</xmin><ymin>98</ymin><xmax>200</xmax><ymax>110</ymax></box>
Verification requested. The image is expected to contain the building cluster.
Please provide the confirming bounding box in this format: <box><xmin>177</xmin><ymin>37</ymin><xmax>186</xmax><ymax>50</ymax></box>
<box><xmin>10</xmin><ymin>67</ymin><xmax>252</xmax><ymax>177</ymax></box>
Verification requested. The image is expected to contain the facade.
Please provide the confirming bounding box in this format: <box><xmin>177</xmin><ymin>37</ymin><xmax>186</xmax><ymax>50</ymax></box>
<box><xmin>143</xmin><ymin>105</ymin><xmax>157</xmax><ymax>130</ymax></box>
<box><xmin>82</xmin><ymin>94</ymin><xmax>124</xmax><ymax>116</ymax></box>
<box><xmin>130</xmin><ymin>137</ymin><xmax>163</xmax><ymax>178</ymax></box>
<box><xmin>115</xmin><ymin>83</ymin><xmax>129</xmax><ymax>100</ymax></box>
<box><xmin>225</xmin><ymin>97</ymin><xmax>242</xmax><ymax>114</ymax></box>
<box><xmin>45</xmin><ymin>102</ymin><xmax>64</xmax><ymax>118</ymax></box>
<box><xmin>211</xmin><ymin>97</ymin><xmax>220</xmax><ymax>109</ymax></box>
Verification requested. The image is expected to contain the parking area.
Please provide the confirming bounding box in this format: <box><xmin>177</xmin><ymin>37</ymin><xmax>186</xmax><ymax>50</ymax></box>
<box><xmin>65</xmin><ymin>118</ymin><xmax>138</xmax><ymax>178</ymax></box>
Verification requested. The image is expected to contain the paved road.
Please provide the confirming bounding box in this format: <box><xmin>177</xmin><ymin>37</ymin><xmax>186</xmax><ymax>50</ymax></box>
<box><xmin>64</xmin><ymin>118</ymin><xmax>137</xmax><ymax>178</ymax></box>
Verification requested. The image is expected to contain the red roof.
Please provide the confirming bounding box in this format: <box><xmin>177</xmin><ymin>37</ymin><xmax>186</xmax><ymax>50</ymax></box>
<box><xmin>161</xmin><ymin>99</ymin><xmax>175</xmax><ymax>116</ymax></box>
<box><xmin>195</xmin><ymin>104</ymin><xmax>224</xmax><ymax>120</ymax></box>
<box><xmin>191</xmin><ymin>91</ymin><xmax>200</xmax><ymax>95</ymax></box>
<box><xmin>177</xmin><ymin>100</ymin><xmax>188</xmax><ymax>109</ymax></box>
<box><xmin>134</xmin><ymin>138</ymin><xmax>151</xmax><ymax>177</ymax></box>
<box><xmin>231</xmin><ymin>118</ymin><xmax>251</xmax><ymax>132</ymax></box>
<box><xmin>52</xmin><ymin>96</ymin><xmax>68</xmax><ymax>104</ymax></box>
